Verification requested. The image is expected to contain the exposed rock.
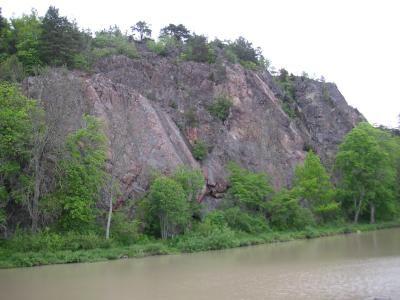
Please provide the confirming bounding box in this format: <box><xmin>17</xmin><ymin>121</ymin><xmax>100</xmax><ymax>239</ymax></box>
<box><xmin>24</xmin><ymin>55</ymin><xmax>364</xmax><ymax>202</ymax></box>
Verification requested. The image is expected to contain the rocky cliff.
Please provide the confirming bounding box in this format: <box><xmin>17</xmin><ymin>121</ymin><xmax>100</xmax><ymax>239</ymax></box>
<box><xmin>23</xmin><ymin>53</ymin><xmax>364</xmax><ymax>203</ymax></box>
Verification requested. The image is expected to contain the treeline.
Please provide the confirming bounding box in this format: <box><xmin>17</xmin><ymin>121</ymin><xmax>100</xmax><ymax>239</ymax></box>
<box><xmin>0</xmin><ymin>6</ymin><xmax>269</xmax><ymax>82</ymax></box>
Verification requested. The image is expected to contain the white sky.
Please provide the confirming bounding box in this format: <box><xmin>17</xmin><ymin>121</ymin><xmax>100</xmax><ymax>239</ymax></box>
<box><xmin>2</xmin><ymin>0</ymin><xmax>399</xmax><ymax>127</ymax></box>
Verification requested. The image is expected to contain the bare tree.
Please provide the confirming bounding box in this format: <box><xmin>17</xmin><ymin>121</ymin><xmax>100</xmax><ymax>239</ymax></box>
<box><xmin>25</xmin><ymin>68</ymin><xmax>85</xmax><ymax>232</ymax></box>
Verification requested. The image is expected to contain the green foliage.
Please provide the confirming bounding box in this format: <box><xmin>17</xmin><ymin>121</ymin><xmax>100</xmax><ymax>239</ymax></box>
<box><xmin>172</xmin><ymin>166</ymin><xmax>204</xmax><ymax>203</ymax></box>
<box><xmin>224</xmin><ymin>48</ymin><xmax>239</xmax><ymax>64</ymax></box>
<box><xmin>182</xmin><ymin>34</ymin><xmax>216</xmax><ymax>63</ymax></box>
<box><xmin>293</xmin><ymin>151</ymin><xmax>338</xmax><ymax>223</ymax></box>
<box><xmin>266</xmin><ymin>189</ymin><xmax>315</xmax><ymax>230</ymax></box>
<box><xmin>4</xmin><ymin>231</ymin><xmax>112</xmax><ymax>252</ymax></box>
<box><xmin>131</xmin><ymin>21</ymin><xmax>152</xmax><ymax>41</ymax></box>
<box><xmin>39</xmin><ymin>6</ymin><xmax>83</xmax><ymax>67</ymax></box>
<box><xmin>223</xmin><ymin>207</ymin><xmax>269</xmax><ymax>233</ymax></box>
<box><xmin>146</xmin><ymin>36</ymin><xmax>178</xmax><ymax>56</ymax></box>
<box><xmin>0</xmin><ymin>83</ymin><xmax>38</xmax><ymax>231</ymax></box>
<box><xmin>147</xmin><ymin>176</ymin><xmax>190</xmax><ymax>239</ymax></box>
<box><xmin>10</xmin><ymin>10</ymin><xmax>42</xmax><ymax>74</ymax></box>
<box><xmin>208</xmin><ymin>95</ymin><xmax>232</xmax><ymax>121</ymax></box>
<box><xmin>335</xmin><ymin>122</ymin><xmax>396</xmax><ymax>223</ymax></box>
<box><xmin>227</xmin><ymin>162</ymin><xmax>273</xmax><ymax>212</ymax></box>
<box><xmin>0</xmin><ymin>55</ymin><xmax>25</xmax><ymax>82</ymax></box>
<box><xmin>184</xmin><ymin>108</ymin><xmax>199</xmax><ymax>127</ymax></box>
<box><xmin>92</xmin><ymin>27</ymin><xmax>138</xmax><ymax>60</ymax></box>
<box><xmin>192</xmin><ymin>140</ymin><xmax>208</xmax><ymax>161</ymax></box>
<box><xmin>110</xmin><ymin>212</ymin><xmax>141</xmax><ymax>244</ymax></box>
<box><xmin>226</xmin><ymin>37</ymin><xmax>268</xmax><ymax>69</ymax></box>
<box><xmin>57</xmin><ymin>115</ymin><xmax>107</xmax><ymax>231</ymax></box>
<box><xmin>174</xmin><ymin>213</ymin><xmax>237</xmax><ymax>252</ymax></box>
<box><xmin>160</xmin><ymin>24</ymin><xmax>190</xmax><ymax>41</ymax></box>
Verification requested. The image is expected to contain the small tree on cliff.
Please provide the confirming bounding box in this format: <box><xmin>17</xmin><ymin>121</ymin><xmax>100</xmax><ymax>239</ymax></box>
<box><xmin>160</xmin><ymin>24</ymin><xmax>190</xmax><ymax>41</ymax></box>
<box><xmin>131</xmin><ymin>21</ymin><xmax>152</xmax><ymax>41</ymax></box>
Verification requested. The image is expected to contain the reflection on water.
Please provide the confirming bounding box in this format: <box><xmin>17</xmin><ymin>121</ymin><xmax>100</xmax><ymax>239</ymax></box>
<box><xmin>0</xmin><ymin>228</ymin><xmax>400</xmax><ymax>300</ymax></box>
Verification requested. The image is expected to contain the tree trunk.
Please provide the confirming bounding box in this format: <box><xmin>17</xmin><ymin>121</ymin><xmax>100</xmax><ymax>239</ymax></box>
<box><xmin>105</xmin><ymin>177</ymin><xmax>114</xmax><ymax>240</ymax></box>
<box><xmin>31</xmin><ymin>157</ymin><xmax>41</xmax><ymax>233</ymax></box>
<box><xmin>370</xmin><ymin>203</ymin><xmax>376</xmax><ymax>224</ymax></box>
<box><xmin>354</xmin><ymin>198</ymin><xmax>363</xmax><ymax>224</ymax></box>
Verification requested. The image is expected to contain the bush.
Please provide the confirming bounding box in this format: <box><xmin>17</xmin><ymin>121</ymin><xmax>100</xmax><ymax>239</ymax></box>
<box><xmin>181</xmin><ymin>34</ymin><xmax>216</xmax><ymax>63</ymax></box>
<box><xmin>239</xmin><ymin>60</ymin><xmax>258</xmax><ymax>70</ymax></box>
<box><xmin>146</xmin><ymin>36</ymin><xmax>178</xmax><ymax>57</ymax></box>
<box><xmin>192</xmin><ymin>140</ymin><xmax>208</xmax><ymax>161</ymax></box>
<box><xmin>111</xmin><ymin>212</ymin><xmax>141</xmax><ymax>245</ymax></box>
<box><xmin>227</xmin><ymin>162</ymin><xmax>273</xmax><ymax>212</ymax></box>
<box><xmin>223</xmin><ymin>207</ymin><xmax>269</xmax><ymax>234</ymax></box>
<box><xmin>224</xmin><ymin>48</ymin><xmax>238</xmax><ymax>64</ymax></box>
<box><xmin>92</xmin><ymin>32</ymin><xmax>138</xmax><ymax>60</ymax></box>
<box><xmin>173</xmin><ymin>214</ymin><xmax>238</xmax><ymax>252</ymax></box>
<box><xmin>147</xmin><ymin>40</ymin><xmax>166</xmax><ymax>56</ymax></box>
<box><xmin>266</xmin><ymin>189</ymin><xmax>315</xmax><ymax>230</ymax></box>
<box><xmin>5</xmin><ymin>231</ymin><xmax>113</xmax><ymax>252</ymax></box>
<box><xmin>208</xmin><ymin>96</ymin><xmax>232</xmax><ymax>121</ymax></box>
<box><xmin>0</xmin><ymin>55</ymin><xmax>25</xmax><ymax>82</ymax></box>
<box><xmin>184</xmin><ymin>109</ymin><xmax>199</xmax><ymax>127</ymax></box>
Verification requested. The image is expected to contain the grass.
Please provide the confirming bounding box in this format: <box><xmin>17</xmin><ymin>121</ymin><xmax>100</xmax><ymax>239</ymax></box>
<box><xmin>0</xmin><ymin>221</ymin><xmax>399</xmax><ymax>269</ymax></box>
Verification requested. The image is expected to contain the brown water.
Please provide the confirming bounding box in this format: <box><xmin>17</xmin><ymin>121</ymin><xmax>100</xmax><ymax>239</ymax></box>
<box><xmin>1</xmin><ymin>228</ymin><xmax>400</xmax><ymax>300</ymax></box>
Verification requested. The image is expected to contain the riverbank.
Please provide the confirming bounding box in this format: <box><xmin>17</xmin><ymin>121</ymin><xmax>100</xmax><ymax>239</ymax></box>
<box><xmin>1</xmin><ymin>221</ymin><xmax>399</xmax><ymax>268</ymax></box>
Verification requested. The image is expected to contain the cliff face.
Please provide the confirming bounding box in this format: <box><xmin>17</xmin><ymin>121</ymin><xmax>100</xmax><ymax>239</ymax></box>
<box><xmin>24</xmin><ymin>54</ymin><xmax>364</xmax><ymax>202</ymax></box>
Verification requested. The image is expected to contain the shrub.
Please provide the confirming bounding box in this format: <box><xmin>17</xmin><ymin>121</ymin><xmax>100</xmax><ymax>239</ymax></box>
<box><xmin>5</xmin><ymin>231</ymin><xmax>112</xmax><ymax>252</ymax></box>
<box><xmin>223</xmin><ymin>207</ymin><xmax>269</xmax><ymax>234</ymax></box>
<box><xmin>227</xmin><ymin>162</ymin><xmax>273</xmax><ymax>212</ymax></box>
<box><xmin>208</xmin><ymin>96</ymin><xmax>232</xmax><ymax>121</ymax></box>
<box><xmin>266</xmin><ymin>189</ymin><xmax>315</xmax><ymax>230</ymax></box>
<box><xmin>239</xmin><ymin>60</ymin><xmax>258</xmax><ymax>70</ymax></box>
<box><xmin>0</xmin><ymin>55</ymin><xmax>25</xmax><ymax>82</ymax></box>
<box><xmin>146</xmin><ymin>36</ymin><xmax>178</xmax><ymax>56</ymax></box>
<box><xmin>111</xmin><ymin>212</ymin><xmax>141</xmax><ymax>245</ymax></box>
<box><xmin>173</xmin><ymin>214</ymin><xmax>237</xmax><ymax>252</ymax></box>
<box><xmin>182</xmin><ymin>34</ymin><xmax>216</xmax><ymax>63</ymax></box>
<box><xmin>224</xmin><ymin>48</ymin><xmax>238</xmax><ymax>64</ymax></box>
<box><xmin>184</xmin><ymin>109</ymin><xmax>199</xmax><ymax>127</ymax></box>
<box><xmin>92</xmin><ymin>31</ymin><xmax>138</xmax><ymax>59</ymax></box>
<box><xmin>192</xmin><ymin>140</ymin><xmax>208</xmax><ymax>161</ymax></box>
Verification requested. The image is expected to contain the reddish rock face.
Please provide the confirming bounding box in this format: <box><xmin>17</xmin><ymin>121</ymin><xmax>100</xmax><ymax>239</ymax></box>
<box><xmin>24</xmin><ymin>55</ymin><xmax>364</xmax><ymax>202</ymax></box>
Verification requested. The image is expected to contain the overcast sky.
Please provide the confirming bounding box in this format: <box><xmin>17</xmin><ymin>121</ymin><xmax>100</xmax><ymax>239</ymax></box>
<box><xmin>2</xmin><ymin>0</ymin><xmax>399</xmax><ymax>127</ymax></box>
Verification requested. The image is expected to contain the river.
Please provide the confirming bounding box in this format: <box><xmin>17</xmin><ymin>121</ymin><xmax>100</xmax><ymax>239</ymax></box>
<box><xmin>1</xmin><ymin>228</ymin><xmax>399</xmax><ymax>300</ymax></box>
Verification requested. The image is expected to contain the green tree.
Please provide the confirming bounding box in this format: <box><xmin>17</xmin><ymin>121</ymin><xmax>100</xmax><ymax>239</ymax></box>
<box><xmin>92</xmin><ymin>26</ymin><xmax>138</xmax><ymax>59</ymax></box>
<box><xmin>227</xmin><ymin>162</ymin><xmax>273</xmax><ymax>212</ymax></box>
<box><xmin>335</xmin><ymin>122</ymin><xmax>394</xmax><ymax>223</ymax></box>
<box><xmin>160</xmin><ymin>24</ymin><xmax>190</xmax><ymax>41</ymax></box>
<box><xmin>131</xmin><ymin>21</ymin><xmax>152</xmax><ymax>41</ymax></box>
<box><xmin>266</xmin><ymin>189</ymin><xmax>314</xmax><ymax>230</ymax></box>
<box><xmin>147</xmin><ymin>176</ymin><xmax>190</xmax><ymax>239</ymax></box>
<box><xmin>0</xmin><ymin>83</ymin><xmax>38</xmax><ymax>235</ymax></box>
<box><xmin>293</xmin><ymin>151</ymin><xmax>338</xmax><ymax>223</ymax></box>
<box><xmin>182</xmin><ymin>34</ymin><xmax>215</xmax><ymax>63</ymax></box>
<box><xmin>0</xmin><ymin>9</ymin><xmax>14</xmax><ymax>62</ymax></box>
<box><xmin>57</xmin><ymin>115</ymin><xmax>107</xmax><ymax>231</ymax></box>
<box><xmin>10</xmin><ymin>10</ymin><xmax>42</xmax><ymax>73</ymax></box>
<box><xmin>39</xmin><ymin>6</ymin><xmax>83</xmax><ymax>67</ymax></box>
<box><xmin>0</xmin><ymin>55</ymin><xmax>25</xmax><ymax>82</ymax></box>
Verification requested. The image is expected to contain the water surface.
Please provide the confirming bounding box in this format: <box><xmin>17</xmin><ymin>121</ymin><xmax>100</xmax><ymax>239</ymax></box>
<box><xmin>1</xmin><ymin>228</ymin><xmax>400</xmax><ymax>300</ymax></box>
